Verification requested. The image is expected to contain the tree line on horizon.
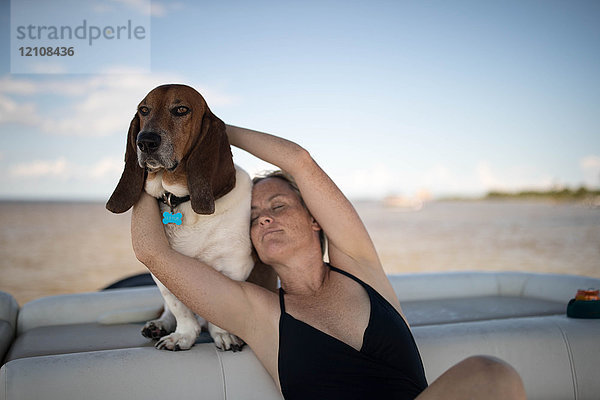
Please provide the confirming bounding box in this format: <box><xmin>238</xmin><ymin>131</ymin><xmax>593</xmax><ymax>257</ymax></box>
<box><xmin>484</xmin><ymin>185</ymin><xmax>600</xmax><ymax>201</ymax></box>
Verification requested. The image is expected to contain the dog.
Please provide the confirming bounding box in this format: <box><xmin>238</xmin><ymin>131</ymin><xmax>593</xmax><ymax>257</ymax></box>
<box><xmin>107</xmin><ymin>84</ymin><xmax>260</xmax><ymax>351</ymax></box>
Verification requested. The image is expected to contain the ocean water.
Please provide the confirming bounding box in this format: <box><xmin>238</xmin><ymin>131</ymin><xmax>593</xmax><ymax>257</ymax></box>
<box><xmin>1</xmin><ymin>200</ymin><xmax>599</xmax><ymax>305</ymax></box>
<box><xmin>355</xmin><ymin>200</ymin><xmax>600</xmax><ymax>278</ymax></box>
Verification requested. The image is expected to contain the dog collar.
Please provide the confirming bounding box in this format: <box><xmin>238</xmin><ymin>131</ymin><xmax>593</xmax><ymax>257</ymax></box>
<box><xmin>160</xmin><ymin>192</ymin><xmax>190</xmax><ymax>225</ymax></box>
<box><xmin>160</xmin><ymin>192</ymin><xmax>191</xmax><ymax>213</ymax></box>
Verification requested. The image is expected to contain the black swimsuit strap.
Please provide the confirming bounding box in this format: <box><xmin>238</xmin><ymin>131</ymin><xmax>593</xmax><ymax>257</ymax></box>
<box><xmin>278</xmin><ymin>288</ymin><xmax>286</xmax><ymax>313</ymax></box>
<box><xmin>327</xmin><ymin>263</ymin><xmax>368</xmax><ymax>289</ymax></box>
<box><xmin>279</xmin><ymin>264</ymin><xmax>367</xmax><ymax>315</ymax></box>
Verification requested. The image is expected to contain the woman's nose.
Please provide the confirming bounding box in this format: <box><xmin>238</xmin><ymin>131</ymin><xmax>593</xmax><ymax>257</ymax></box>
<box><xmin>258</xmin><ymin>215</ymin><xmax>273</xmax><ymax>225</ymax></box>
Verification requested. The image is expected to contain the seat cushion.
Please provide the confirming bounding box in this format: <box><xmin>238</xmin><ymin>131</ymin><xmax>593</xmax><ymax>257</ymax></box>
<box><xmin>17</xmin><ymin>287</ymin><xmax>162</xmax><ymax>334</ymax></box>
<box><xmin>4</xmin><ymin>323</ymin><xmax>220</xmax><ymax>363</ymax></box>
<box><xmin>5</xmin><ymin>323</ymin><xmax>153</xmax><ymax>362</ymax></box>
<box><xmin>1</xmin><ymin>345</ymin><xmax>283</xmax><ymax>400</ymax></box>
<box><xmin>413</xmin><ymin>316</ymin><xmax>576</xmax><ymax>400</ymax></box>
<box><xmin>403</xmin><ymin>296</ymin><xmax>566</xmax><ymax>326</ymax></box>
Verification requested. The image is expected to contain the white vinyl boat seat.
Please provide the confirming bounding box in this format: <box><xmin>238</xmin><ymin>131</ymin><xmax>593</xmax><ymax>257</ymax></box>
<box><xmin>4</xmin><ymin>297</ymin><xmax>565</xmax><ymax>363</ymax></box>
<box><xmin>404</xmin><ymin>295</ymin><xmax>565</xmax><ymax>326</ymax></box>
<box><xmin>4</xmin><ymin>324</ymin><xmax>215</xmax><ymax>362</ymax></box>
<box><xmin>2</xmin><ymin>271</ymin><xmax>600</xmax><ymax>400</ymax></box>
<box><xmin>2</xmin><ymin>342</ymin><xmax>281</xmax><ymax>400</ymax></box>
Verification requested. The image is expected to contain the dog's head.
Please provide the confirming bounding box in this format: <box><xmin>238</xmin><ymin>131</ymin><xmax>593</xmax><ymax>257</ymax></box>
<box><xmin>106</xmin><ymin>84</ymin><xmax>236</xmax><ymax>215</ymax></box>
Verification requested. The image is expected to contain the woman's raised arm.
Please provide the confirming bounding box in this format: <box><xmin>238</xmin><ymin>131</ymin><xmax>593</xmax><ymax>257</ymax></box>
<box><xmin>131</xmin><ymin>192</ymin><xmax>261</xmax><ymax>340</ymax></box>
<box><xmin>226</xmin><ymin>125</ymin><xmax>383</xmax><ymax>276</ymax></box>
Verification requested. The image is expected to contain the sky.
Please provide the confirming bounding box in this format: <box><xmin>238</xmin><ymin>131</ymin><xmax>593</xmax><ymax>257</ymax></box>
<box><xmin>0</xmin><ymin>0</ymin><xmax>599</xmax><ymax>201</ymax></box>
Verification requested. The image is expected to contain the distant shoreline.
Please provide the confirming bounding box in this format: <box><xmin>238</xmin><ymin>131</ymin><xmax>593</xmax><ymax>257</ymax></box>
<box><xmin>2</xmin><ymin>186</ymin><xmax>600</xmax><ymax>206</ymax></box>
<box><xmin>439</xmin><ymin>186</ymin><xmax>600</xmax><ymax>205</ymax></box>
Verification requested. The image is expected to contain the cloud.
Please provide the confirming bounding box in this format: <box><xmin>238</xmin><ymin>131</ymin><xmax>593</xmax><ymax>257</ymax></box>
<box><xmin>0</xmin><ymin>75</ymin><xmax>106</xmax><ymax>96</ymax></box>
<box><xmin>0</xmin><ymin>78</ymin><xmax>39</xmax><ymax>95</ymax></box>
<box><xmin>0</xmin><ymin>94</ymin><xmax>40</xmax><ymax>125</ymax></box>
<box><xmin>149</xmin><ymin>1</ymin><xmax>185</xmax><ymax>17</ymax></box>
<box><xmin>476</xmin><ymin>162</ymin><xmax>504</xmax><ymax>190</ymax></box>
<box><xmin>475</xmin><ymin>161</ymin><xmax>554</xmax><ymax>192</ymax></box>
<box><xmin>328</xmin><ymin>160</ymin><xmax>566</xmax><ymax>199</ymax></box>
<box><xmin>332</xmin><ymin>162</ymin><xmax>475</xmax><ymax>199</ymax></box>
<box><xmin>28</xmin><ymin>62</ymin><xmax>70</xmax><ymax>74</ymax></box>
<box><xmin>9</xmin><ymin>158</ymin><xmax>70</xmax><ymax>179</ymax></box>
<box><xmin>0</xmin><ymin>74</ymin><xmax>240</xmax><ymax>137</ymax></box>
<box><xmin>8</xmin><ymin>157</ymin><xmax>123</xmax><ymax>182</ymax></box>
<box><xmin>89</xmin><ymin>157</ymin><xmax>124</xmax><ymax>179</ymax></box>
<box><xmin>580</xmin><ymin>155</ymin><xmax>600</xmax><ymax>187</ymax></box>
<box><xmin>333</xmin><ymin>163</ymin><xmax>400</xmax><ymax>199</ymax></box>
<box><xmin>420</xmin><ymin>164</ymin><xmax>465</xmax><ymax>194</ymax></box>
<box><xmin>581</xmin><ymin>155</ymin><xmax>600</xmax><ymax>169</ymax></box>
<box><xmin>100</xmin><ymin>0</ymin><xmax>183</xmax><ymax>17</ymax></box>
<box><xmin>475</xmin><ymin>156</ymin><xmax>600</xmax><ymax>192</ymax></box>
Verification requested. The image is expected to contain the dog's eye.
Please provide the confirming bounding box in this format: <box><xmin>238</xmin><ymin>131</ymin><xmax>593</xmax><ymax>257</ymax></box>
<box><xmin>172</xmin><ymin>106</ymin><xmax>190</xmax><ymax>116</ymax></box>
<box><xmin>138</xmin><ymin>106</ymin><xmax>150</xmax><ymax>116</ymax></box>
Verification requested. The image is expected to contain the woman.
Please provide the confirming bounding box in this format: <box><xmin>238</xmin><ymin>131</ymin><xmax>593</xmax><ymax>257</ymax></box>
<box><xmin>132</xmin><ymin>125</ymin><xmax>526</xmax><ymax>399</ymax></box>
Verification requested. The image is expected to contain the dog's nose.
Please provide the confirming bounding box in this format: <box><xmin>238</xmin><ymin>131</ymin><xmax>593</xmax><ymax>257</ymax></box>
<box><xmin>137</xmin><ymin>132</ymin><xmax>161</xmax><ymax>154</ymax></box>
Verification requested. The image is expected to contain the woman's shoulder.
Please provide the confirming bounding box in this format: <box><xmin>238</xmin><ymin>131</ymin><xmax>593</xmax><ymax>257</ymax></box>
<box><xmin>328</xmin><ymin>255</ymin><xmax>402</xmax><ymax>312</ymax></box>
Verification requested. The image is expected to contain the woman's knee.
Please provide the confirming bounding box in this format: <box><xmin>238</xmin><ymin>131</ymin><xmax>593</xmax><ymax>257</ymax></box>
<box><xmin>417</xmin><ymin>355</ymin><xmax>526</xmax><ymax>400</ymax></box>
<box><xmin>459</xmin><ymin>355</ymin><xmax>517</xmax><ymax>379</ymax></box>
<box><xmin>459</xmin><ymin>355</ymin><xmax>526</xmax><ymax>398</ymax></box>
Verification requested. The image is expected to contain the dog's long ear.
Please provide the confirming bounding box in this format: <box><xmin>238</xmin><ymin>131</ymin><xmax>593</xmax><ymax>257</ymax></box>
<box><xmin>186</xmin><ymin>112</ymin><xmax>236</xmax><ymax>215</ymax></box>
<box><xmin>106</xmin><ymin>113</ymin><xmax>146</xmax><ymax>213</ymax></box>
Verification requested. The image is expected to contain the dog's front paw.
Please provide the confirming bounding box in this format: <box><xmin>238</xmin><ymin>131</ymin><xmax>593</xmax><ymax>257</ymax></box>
<box><xmin>141</xmin><ymin>320</ymin><xmax>171</xmax><ymax>340</ymax></box>
<box><xmin>213</xmin><ymin>332</ymin><xmax>245</xmax><ymax>352</ymax></box>
<box><xmin>155</xmin><ymin>332</ymin><xmax>197</xmax><ymax>351</ymax></box>
<box><xmin>209</xmin><ymin>323</ymin><xmax>245</xmax><ymax>352</ymax></box>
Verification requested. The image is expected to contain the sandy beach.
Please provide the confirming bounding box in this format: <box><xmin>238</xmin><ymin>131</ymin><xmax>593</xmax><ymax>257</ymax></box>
<box><xmin>1</xmin><ymin>200</ymin><xmax>599</xmax><ymax>306</ymax></box>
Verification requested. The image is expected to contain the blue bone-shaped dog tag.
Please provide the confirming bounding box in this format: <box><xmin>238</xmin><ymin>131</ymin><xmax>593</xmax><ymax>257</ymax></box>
<box><xmin>162</xmin><ymin>211</ymin><xmax>183</xmax><ymax>225</ymax></box>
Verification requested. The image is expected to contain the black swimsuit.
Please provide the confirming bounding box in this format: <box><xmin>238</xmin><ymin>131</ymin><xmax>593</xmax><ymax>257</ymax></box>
<box><xmin>278</xmin><ymin>264</ymin><xmax>428</xmax><ymax>399</ymax></box>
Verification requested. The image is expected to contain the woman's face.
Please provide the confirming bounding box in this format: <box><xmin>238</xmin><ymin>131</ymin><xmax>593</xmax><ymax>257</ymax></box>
<box><xmin>250</xmin><ymin>177</ymin><xmax>321</xmax><ymax>264</ymax></box>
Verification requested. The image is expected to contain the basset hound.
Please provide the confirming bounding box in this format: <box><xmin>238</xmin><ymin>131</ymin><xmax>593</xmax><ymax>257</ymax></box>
<box><xmin>107</xmin><ymin>84</ymin><xmax>273</xmax><ymax>351</ymax></box>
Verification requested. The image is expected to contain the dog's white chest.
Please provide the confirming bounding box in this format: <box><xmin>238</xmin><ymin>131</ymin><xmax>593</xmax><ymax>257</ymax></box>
<box><xmin>146</xmin><ymin>165</ymin><xmax>253</xmax><ymax>279</ymax></box>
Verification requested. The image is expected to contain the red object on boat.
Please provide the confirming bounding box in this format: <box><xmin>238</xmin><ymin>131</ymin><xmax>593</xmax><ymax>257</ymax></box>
<box><xmin>575</xmin><ymin>289</ymin><xmax>599</xmax><ymax>301</ymax></box>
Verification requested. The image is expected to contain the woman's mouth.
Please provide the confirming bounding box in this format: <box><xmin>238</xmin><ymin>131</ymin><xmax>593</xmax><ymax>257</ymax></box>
<box><xmin>263</xmin><ymin>229</ymin><xmax>283</xmax><ymax>240</ymax></box>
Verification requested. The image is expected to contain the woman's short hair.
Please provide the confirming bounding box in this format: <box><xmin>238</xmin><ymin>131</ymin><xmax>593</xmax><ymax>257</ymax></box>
<box><xmin>252</xmin><ymin>170</ymin><xmax>327</xmax><ymax>257</ymax></box>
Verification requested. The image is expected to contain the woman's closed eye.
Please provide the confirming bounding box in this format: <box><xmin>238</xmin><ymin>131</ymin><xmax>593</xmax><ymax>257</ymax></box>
<box><xmin>271</xmin><ymin>203</ymin><xmax>289</xmax><ymax>215</ymax></box>
<box><xmin>250</xmin><ymin>204</ymin><xmax>286</xmax><ymax>225</ymax></box>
